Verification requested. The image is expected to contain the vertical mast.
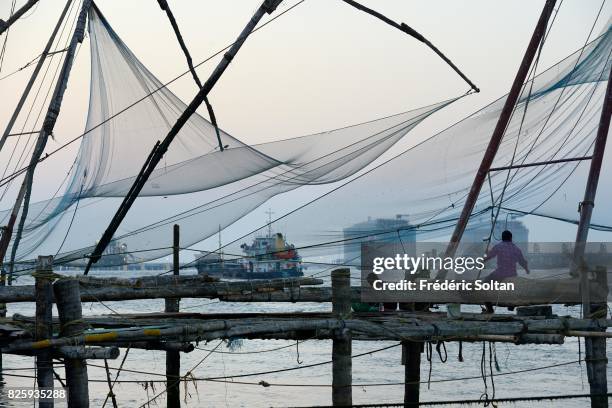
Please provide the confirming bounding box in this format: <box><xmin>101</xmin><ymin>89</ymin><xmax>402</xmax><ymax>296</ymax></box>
<box><xmin>266</xmin><ymin>208</ymin><xmax>274</xmax><ymax>238</ymax></box>
<box><xmin>573</xmin><ymin>65</ymin><xmax>612</xmax><ymax>316</ymax></box>
<box><xmin>0</xmin><ymin>0</ymin><xmax>93</xmax><ymax>280</ymax></box>
<box><xmin>442</xmin><ymin>0</ymin><xmax>557</xmax><ymax>264</ymax></box>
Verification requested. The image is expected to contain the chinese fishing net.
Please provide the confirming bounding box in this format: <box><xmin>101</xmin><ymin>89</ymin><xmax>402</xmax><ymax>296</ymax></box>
<box><xmin>1</xmin><ymin>4</ymin><xmax>460</xmax><ymax>270</ymax></box>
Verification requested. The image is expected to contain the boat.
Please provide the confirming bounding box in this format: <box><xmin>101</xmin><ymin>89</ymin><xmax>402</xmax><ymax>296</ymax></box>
<box><xmin>195</xmin><ymin>232</ymin><xmax>303</xmax><ymax>279</ymax></box>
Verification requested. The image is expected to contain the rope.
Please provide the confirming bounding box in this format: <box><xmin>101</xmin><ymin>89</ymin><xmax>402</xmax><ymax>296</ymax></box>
<box><xmin>0</xmin><ymin>358</ymin><xmax>599</xmax><ymax>387</ymax></box>
<box><xmin>296</xmin><ymin>393</ymin><xmax>612</xmax><ymax>407</ymax></box>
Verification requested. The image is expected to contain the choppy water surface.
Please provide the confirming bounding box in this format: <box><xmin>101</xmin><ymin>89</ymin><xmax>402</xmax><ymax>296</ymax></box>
<box><xmin>0</xmin><ymin>269</ymin><xmax>609</xmax><ymax>407</ymax></box>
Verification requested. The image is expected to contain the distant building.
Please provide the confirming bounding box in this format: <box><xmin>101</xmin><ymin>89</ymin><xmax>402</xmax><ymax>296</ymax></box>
<box><xmin>343</xmin><ymin>215</ymin><xmax>416</xmax><ymax>264</ymax></box>
<box><xmin>463</xmin><ymin>216</ymin><xmax>529</xmax><ymax>253</ymax></box>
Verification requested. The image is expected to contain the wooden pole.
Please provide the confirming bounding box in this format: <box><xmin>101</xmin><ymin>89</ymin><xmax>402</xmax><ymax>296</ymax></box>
<box><xmin>585</xmin><ymin>267</ymin><xmax>608</xmax><ymax>408</ymax></box>
<box><xmin>165</xmin><ymin>224</ymin><xmax>180</xmax><ymax>408</ymax></box>
<box><xmin>340</xmin><ymin>0</ymin><xmax>478</xmax><ymax>93</ymax></box>
<box><xmin>573</xmin><ymin>65</ymin><xmax>612</xmax><ymax>314</ymax></box>
<box><xmin>442</xmin><ymin>0</ymin><xmax>557</xmax><ymax>264</ymax></box>
<box><xmin>0</xmin><ymin>0</ymin><xmax>40</xmax><ymax>36</ymax></box>
<box><xmin>0</xmin><ymin>0</ymin><xmax>72</xmax><ymax>154</ymax></box>
<box><xmin>570</xmin><ymin>60</ymin><xmax>611</xmax><ymax>408</ymax></box>
<box><xmin>331</xmin><ymin>268</ymin><xmax>352</xmax><ymax>406</ymax></box>
<box><xmin>0</xmin><ymin>276</ymin><xmax>323</xmax><ymax>303</ymax></box>
<box><xmin>156</xmin><ymin>0</ymin><xmax>224</xmax><ymax>151</ymax></box>
<box><xmin>54</xmin><ymin>279</ymin><xmax>89</xmax><ymax>408</ymax></box>
<box><xmin>35</xmin><ymin>256</ymin><xmax>54</xmax><ymax>408</ymax></box>
<box><xmin>0</xmin><ymin>0</ymin><xmax>73</xmax><ymax>281</ymax></box>
<box><xmin>4</xmin><ymin>0</ymin><xmax>93</xmax><ymax>282</ymax></box>
<box><xmin>402</xmin><ymin>341</ymin><xmax>423</xmax><ymax>407</ymax></box>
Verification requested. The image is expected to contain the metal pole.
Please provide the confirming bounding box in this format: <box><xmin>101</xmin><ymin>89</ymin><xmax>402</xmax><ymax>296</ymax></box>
<box><xmin>442</xmin><ymin>0</ymin><xmax>557</xmax><ymax>264</ymax></box>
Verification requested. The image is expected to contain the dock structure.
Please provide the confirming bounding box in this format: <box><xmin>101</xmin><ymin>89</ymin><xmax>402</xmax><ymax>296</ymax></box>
<box><xmin>0</xmin><ymin>261</ymin><xmax>610</xmax><ymax>407</ymax></box>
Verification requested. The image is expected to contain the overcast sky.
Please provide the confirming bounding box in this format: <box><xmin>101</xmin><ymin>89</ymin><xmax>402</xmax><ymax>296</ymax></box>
<box><xmin>0</xmin><ymin>0</ymin><xmax>610</xmax><ymax>242</ymax></box>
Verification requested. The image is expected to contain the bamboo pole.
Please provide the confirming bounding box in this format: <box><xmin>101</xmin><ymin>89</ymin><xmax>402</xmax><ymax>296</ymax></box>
<box><xmin>54</xmin><ymin>279</ymin><xmax>89</xmax><ymax>408</ymax></box>
<box><xmin>331</xmin><ymin>269</ymin><xmax>352</xmax><ymax>406</ymax></box>
<box><xmin>165</xmin><ymin>225</ymin><xmax>180</xmax><ymax>408</ymax></box>
<box><xmin>35</xmin><ymin>256</ymin><xmax>54</xmax><ymax>408</ymax></box>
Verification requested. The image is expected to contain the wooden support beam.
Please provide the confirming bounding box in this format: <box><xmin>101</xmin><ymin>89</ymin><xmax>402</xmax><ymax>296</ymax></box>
<box><xmin>54</xmin><ymin>279</ymin><xmax>89</xmax><ymax>408</ymax></box>
<box><xmin>0</xmin><ymin>276</ymin><xmax>322</xmax><ymax>303</ymax></box>
<box><xmin>585</xmin><ymin>268</ymin><xmax>609</xmax><ymax>408</ymax></box>
<box><xmin>3</xmin><ymin>314</ymin><xmax>611</xmax><ymax>353</ymax></box>
<box><xmin>402</xmin><ymin>341</ymin><xmax>423</xmax><ymax>407</ymax></box>
<box><xmin>57</xmin><ymin>346</ymin><xmax>119</xmax><ymax>360</ymax></box>
<box><xmin>165</xmin><ymin>225</ymin><xmax>180</xmax><ymax>408</ymax></box>
<box><xmin>0</xmin><ymin>0</ymin><xmax>40</xmax><ymax>36</ymax></box>
<box><xmin>331</xmin><ymin>269</ymin><xmax>352</xmax><ymax>406</ymax></box>
<box><xmin>99</xmin><ymin>342</ymin><xmax>194</xmax><ymax>353</ymax></box>
<box><xmin>35</xmin><ymin>256</ymin><xmax>55</xmax><ymax>408</ymax></box>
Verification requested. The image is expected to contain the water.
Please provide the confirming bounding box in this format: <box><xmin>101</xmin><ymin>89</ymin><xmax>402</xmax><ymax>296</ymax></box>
<box><xmin>0</xmin><ymin>269</ymin><xmax>609</xmax><ymax>407</ymax></box>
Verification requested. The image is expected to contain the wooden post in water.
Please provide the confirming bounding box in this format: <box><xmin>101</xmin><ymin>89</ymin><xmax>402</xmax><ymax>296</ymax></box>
<box><xmin>54</xmin><ymin>279</ymin><xmax>89</xmax><ymax>408</ymax></box>
<box><xmin>402</xmin><ymin>341</ymin><xmax>423</xmax><ymax>407</ymax></box>
<box><xmin>165</xmin><ymin>224</ymin><xmax>180</xmax><ymax>408</ymax></box>
<box><xmin>586</xmin><ymin>267</ymin><xmax>608</xmax><ymax>408</ymax></box>
<box><xmin>35</xmin><ymin>256</ymin><xmax>55</xmax><ymax>408</ymax></box>
<box><xmin>331</xmin><ymin>268</ymin><xmax>352</xmax><ymax>406</ymax></box>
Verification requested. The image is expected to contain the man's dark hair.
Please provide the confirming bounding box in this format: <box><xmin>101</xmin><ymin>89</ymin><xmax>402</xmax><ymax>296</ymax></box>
<box><xmin>501</xmin><ymin>230</ymin><xmax>512</xmax><ymax>242</ymax></box>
